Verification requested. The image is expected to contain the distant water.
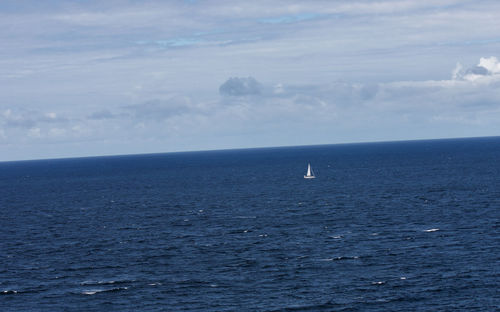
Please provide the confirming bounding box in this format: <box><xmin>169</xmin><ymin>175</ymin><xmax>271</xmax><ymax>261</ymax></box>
<box><xmin>1</xmin><ymin>137</ymin><xmax>499</xmax><ymax>311</ymax></box>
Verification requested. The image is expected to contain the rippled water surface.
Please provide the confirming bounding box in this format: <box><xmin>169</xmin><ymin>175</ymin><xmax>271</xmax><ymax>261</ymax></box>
<box><xmin>1</xmin><ymin>138</ymin><xmax>499</xmax><ymax>311</ymax></box>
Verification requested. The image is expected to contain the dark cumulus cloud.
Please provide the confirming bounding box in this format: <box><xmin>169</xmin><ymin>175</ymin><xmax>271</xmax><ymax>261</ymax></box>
<box><xmin>219</xmin><ymin>77</ymin><xmax>262</xmax><ymax>96</ymax></box>
<box><xmin>466</xmin><ymin>66</ymin><xmax>489</xmax><ymax>76</ymax></box>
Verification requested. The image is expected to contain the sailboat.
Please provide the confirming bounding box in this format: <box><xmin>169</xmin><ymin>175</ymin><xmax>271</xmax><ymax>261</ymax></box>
<box><xmin>304</xmin><ymin>163</ymin><xmax>315</xmax><ymax>179</ymax></box>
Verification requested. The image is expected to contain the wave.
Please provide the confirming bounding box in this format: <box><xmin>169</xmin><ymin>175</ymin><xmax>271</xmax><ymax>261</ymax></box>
<box><xmin>319</xmin><ymin>256</ymin><xmax>359</xmax><ymax>261</ymax></box>
<box><xmin>329</xmin><ymin>235</ymin><xmax>343</xmax><ymax>239</ymax></box>
<box><xmin>81</xmin><ymin>287</ymin><xmax>128</xmax><ymax>295</ymax></box>
<box><xmin>371</xmin><ymin>281</ymin><xmax>386</xmax><ymax>285</ymax></box>
<box><xmin>423</xmin><ymin>228</ymin><xmax>440</xmax><ymax>232</ymax></box>
<box><xmin>269</xmin><ymin>299</ymin><xmax>343</xmax><ymax>311</ymax></box>
<box><xmin>80</xmin><ymin>279</ymin><xmax>135</xmax><ymax>286</ymax></box>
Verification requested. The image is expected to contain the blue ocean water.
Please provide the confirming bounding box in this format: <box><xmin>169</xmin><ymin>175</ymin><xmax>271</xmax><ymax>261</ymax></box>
<box><xmin>1</xmin><ymin>137</ymin><xmax>499</xmax><ymax>311</ymax></box>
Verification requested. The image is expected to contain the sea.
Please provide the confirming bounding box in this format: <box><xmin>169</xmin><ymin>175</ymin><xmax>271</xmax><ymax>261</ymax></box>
<box><xmin>0</xmin><ymin>137</ymin><xmax>499</xmax><ymax>311</ymax></box>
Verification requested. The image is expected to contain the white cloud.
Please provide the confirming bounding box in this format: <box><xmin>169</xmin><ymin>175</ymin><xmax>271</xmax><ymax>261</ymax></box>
<box><xmin>478</xmin><ymin>56</ymin><xmax>500</xmax><ymax>75</ymax></box>
<box><xmin>453</xmin><ymin>56</ymin><xmax>500</xmax><ymax>82</ymax></box>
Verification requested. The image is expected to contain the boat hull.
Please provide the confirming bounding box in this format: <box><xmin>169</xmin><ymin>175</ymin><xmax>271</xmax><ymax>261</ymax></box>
<box><xmin>304</xmin><ymin>175</ymin><xmax>315</xmax><ymax>179</ymax></box>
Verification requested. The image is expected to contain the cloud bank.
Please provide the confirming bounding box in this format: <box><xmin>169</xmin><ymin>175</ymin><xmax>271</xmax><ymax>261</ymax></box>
<box><xmin>2</xmin><ymin>56</ymin><xmax>500</xmax><ymax>160</ymax></box>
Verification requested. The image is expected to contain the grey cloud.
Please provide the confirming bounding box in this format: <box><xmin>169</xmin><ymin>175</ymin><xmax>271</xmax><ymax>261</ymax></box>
<box><xmin>2</xmin><ymin>109</ymin><xmax>68</xmax><ymax>129</ymax></box>
<box><xmin>124</xmin><ymin>97</ymin><xmax>193</xmax><ymax>121</ymax></box>
<box><xmin>359</xmin><ymin>83</ymin><xmax>379</xmax><ymax>100</ymax></box>
<box><xmin>88</xmin><ymin>109</ymin><xmax>116</xmax><ymax>120</ymax></box>
<box><xmin>466</xmin><ymin>66</ymin><xmax>489</xmax><ymax>76</ymax></box>
<box><xmin>270</xmin><ymin>82</ymin><xmax>375</xmax><ymax>107</ymax></box>
<box><xmin>219</xmin><ymin>77</ymin><xmax>262</xmax><ymax>96</ymax></box>
<box><xmin>5</xmin><ymin>117</ymin><xmax>36</xmax><ymax>129</ymax></box>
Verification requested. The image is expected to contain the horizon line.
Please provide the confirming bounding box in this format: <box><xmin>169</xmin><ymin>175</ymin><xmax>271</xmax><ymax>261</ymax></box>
<box><xmin>1</xmin><ymin>135</ymin><xmax>499</xmax><ymax>164</ymax></box>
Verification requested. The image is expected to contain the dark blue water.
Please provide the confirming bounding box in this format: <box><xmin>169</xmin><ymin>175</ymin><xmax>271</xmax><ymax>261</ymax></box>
<box><xmin>1</xmin><ymin>137</ymin><xmax>499</xmax><ymax>311</ymax></box>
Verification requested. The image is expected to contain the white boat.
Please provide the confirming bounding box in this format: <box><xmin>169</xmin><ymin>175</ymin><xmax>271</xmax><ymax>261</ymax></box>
<box><xmin>304</xmin><ymin>163</ymin><xmax>315</xmax><ymax>179</ymax></box>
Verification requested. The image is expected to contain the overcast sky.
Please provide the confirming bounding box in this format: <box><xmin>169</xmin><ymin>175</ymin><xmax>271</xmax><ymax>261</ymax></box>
<box><xmin>1</xmin><ymin>0</ymin><xmax>500</xmax><ymax>161</ymax></box>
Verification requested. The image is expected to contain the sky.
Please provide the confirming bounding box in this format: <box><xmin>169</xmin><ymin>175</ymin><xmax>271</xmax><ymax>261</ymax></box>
<box><xmin>1</xmin><ymin>0</ymin><xmax>500</xmax><ymax>161</ymax></box>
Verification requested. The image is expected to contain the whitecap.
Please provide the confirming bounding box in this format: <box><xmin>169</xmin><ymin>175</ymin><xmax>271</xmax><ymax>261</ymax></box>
<box><xmin>424</xmin><ymin>228</ymin><xmax>439</xmax><ymax>232</ymax></box>
<box><xmin>82</xmin><ymin>287</ymin><xmax>128</xmax><ymax>295</ymax></box>
<box><xmin>81</xmin><ymin>280</ymin><xmax>96</xmax><ymax>285</ymax></box>
<box><xmin>81</xmin><ymin>279</ymin><xmax>130</xmax><ymax>286</ymax></box>
<box><xmin>1</xmin><ymin>290</ymin><xmax>18</xmax><ymax>294</ymax></box>
<box><xmin>319</xmin><ymin>256</ymin><xmax>359</xmax><ymax>261</ymax></box>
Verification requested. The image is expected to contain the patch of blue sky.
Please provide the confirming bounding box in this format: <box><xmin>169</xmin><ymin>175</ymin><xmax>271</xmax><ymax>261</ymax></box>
<box><xmin>259</xmin><ymin>12</ymin><xmax>322</xmax><ymax>24</ymax></box>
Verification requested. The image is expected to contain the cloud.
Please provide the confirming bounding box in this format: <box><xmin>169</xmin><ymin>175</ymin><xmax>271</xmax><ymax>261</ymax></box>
<box><xmin>4</xmin><ymin>56</ymin><xmax>499</xmax><ymax>149</ymax></box>
<box><xmin>453</xmin><ymin>56</ymin><xmax>500</xmax><ymax>82</ymax></box>
<box><xmin>219</xmin><ymin>77</ymin><xmax>263</xmax><ymax>96</ymax></box>
<box><xmin>0</xmin><ymin>108</ymin><xmax>84</xmax><ymax>144</ymax></box>
<box><xmin>1</xmin><ymin>109</ymin><xmax>68</xmax><ymax>129</ymax></box>
<box><xmin>214</xmin><ymin>56</ymin><xmax>500</xmax><ymax>132</ymax></box>
<box><xmin>124</xmin><ymin>97</ymin><xmax>200</xmax><ymax>121</ymax></box>
<box><xmin>478</xmin><ymin>56</ymin><xmax>500</xmax><ymax>74</ymax></box>
<box><xmin>2</xmin><ymin>109</ymin><xmax>37</xmax><ymax>128</ymax></box>
<box><xmin>28</xmin><ymin>127</ymin><xmax>41</xmax><ymax>138</ymax></box>
<box><xmin>87</xmin><ymin>109</ymin><xmax>116</xmax><ymax>120</ymax></box>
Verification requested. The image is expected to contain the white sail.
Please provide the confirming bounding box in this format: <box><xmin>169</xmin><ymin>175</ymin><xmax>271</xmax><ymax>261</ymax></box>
<box><xmin>304</xmin><ymin>163</ymin><xmax>315</xmax><ymax>179</ymax></box>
